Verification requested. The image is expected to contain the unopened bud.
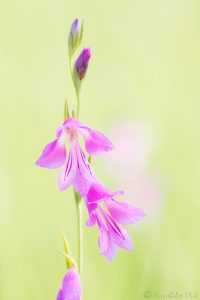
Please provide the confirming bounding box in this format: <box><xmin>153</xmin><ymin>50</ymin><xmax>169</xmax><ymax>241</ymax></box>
<box><xmin>73</xmin><ymin>48</ymin><xmax>91</xmax><ymax>92</ymax></box>
<box><xmin>68</xmin><ymin>19</ymin><xmax>83</xmax><ymax>57</ymax></box>
<box><xmin>74</xmin><ymin>48</ymin><xmax>91</xmax><ymax>80</ymax></box>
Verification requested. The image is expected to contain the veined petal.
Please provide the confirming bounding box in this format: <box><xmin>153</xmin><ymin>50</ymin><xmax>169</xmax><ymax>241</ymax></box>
<box><xmin>35</xmin><ymin>138</ymin><xmax>66</xmax><ymax>169</ymax></box>
<box><xmin>60</xmin><ymin>268</ymin><xmax>81</xmax><ymax>300</ymax></box>
<box><xmin>97</xmin><ymin>215</ymin><xmax>117</xmax><ymax>261</ymax></box>
<box><xmin>102</xmin><ymin>210</ymin><xmax>124</xmax><ymax>239</ymax></box>
<box><xmin>87</xmin><ymin>182</ymin><xmax>123</xmax><ymax>204</ymax></box>
<box><xmin>98</xmin><ymin>224</ymin><xmax>109</xmax><ymax>255</ymax></box>
<box><xmin>83</xmin><ymin>129</ymin><xmax>114</xmax><ymax>156</ymax></box>
<box><xmin>109</xmin><ymin>227</ymin><xmax>133</xmax><ymax>251</ymax></box>
<box><xmin>85</xmin><ymin>201</ymin><xmax>98</xmax><ymax>226</ymax></box>
<box><xmin>106</xmin><ymin>199</ymin><xmax>146</xmax><ymax>225</ymax></box>
<box><xmin>72</xmin><ymin>141</ymin><xmax>96</xmax><ymax>196</ymax></box>
<box><xmin>58</xmin><ymin>152</ymin><xmax>74</xmax><ymax>191</ymax></box>
<box><xmin>102</xmin><ymin>209</ymin><xmax>133</xmax><ymax>253</ymax></box>
<box><xmin>58</xmin><ymin>140</ymin><xmax>96</xmax><ymax>195</ymax></box>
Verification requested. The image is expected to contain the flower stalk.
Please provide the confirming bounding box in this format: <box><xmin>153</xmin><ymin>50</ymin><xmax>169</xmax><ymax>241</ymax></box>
<box><xmin>68</xmin><ymin>20</ymin><xmax>88</xmax><ymax>292</ymax></box>
<box><xmin>35</xmin><ymin>18</ymin><xmax>145</xmax><ymax>300</ymax></box>
<box><xmin>74</xmin><ymin>190</ymin><xmax>83</xmax><ymax>276</ymax></box>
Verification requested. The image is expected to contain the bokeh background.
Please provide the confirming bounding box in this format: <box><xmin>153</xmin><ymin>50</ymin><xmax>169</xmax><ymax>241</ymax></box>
<box><xmin>0</xmin><ymin>0</ymin><xmax>200</xmax><ymax>299</ymax></box>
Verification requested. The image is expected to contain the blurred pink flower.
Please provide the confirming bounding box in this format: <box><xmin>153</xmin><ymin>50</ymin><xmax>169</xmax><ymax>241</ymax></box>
<box><xmin>104</xmin><ymin>122</ymin><xmax>162</xmax><ymax>213</ymax></box>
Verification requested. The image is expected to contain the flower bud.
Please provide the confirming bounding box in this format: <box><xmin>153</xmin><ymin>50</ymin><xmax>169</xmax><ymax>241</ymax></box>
<box><xmin>74</xmin><ymin>48</ymin><xmax>91</xmax><ymax>81</ymax></box>
<box><xmin>68</xmin><ymin>19</ymin><xmax>83</xmax><ymax>57</ymax></box>
<box><xmin>56</xmin><ymin>268</ymin><xmax>81</xmax><ymax>300</ymax></box>
<box><xmin>72</xmin><ymin>48</ymin><xmax>91</xmax><ymax>93</ymax></box>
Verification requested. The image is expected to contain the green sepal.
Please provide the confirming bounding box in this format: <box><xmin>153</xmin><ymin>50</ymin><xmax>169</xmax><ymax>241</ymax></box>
<box><xmin>62</xmin><ymin>231</ymin><xmax>77</xmax><ymax>269</ymax></box>
<box><xmin>72</xmin><ymin>65</ymin><xmax>82</xmax><ymax>95</ymax></box>
<box><xmin>64</xmin><ymin>97</ymin><xmax>70</xmax><ymax>120</ymax></box>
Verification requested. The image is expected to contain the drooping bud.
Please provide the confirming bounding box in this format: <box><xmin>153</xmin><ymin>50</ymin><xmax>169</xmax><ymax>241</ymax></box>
<box><xmin>68</xmin><ymin>19</ymin><xmax>83</xmax><ymax>57</ymax></box>
<box><xmin>56</xmin><ymin>268</ymin><xmax>82</xmax><ymax>300</ymax></box>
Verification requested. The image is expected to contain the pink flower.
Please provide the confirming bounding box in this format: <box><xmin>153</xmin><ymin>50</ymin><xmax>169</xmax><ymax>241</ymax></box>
<box><xmin>56</xmin><ymin>267</ymin><xmax>81</xmax><ymax>300</ymax></box>
<box><xmin>85</xmin><ymin>183</ymin><xmax>145</xmax><ymax>261</ymax></box>
<box><xmin>36</xmin><ymin>117</ymin><xmax>114</xmax><ymax>196</ymax></box>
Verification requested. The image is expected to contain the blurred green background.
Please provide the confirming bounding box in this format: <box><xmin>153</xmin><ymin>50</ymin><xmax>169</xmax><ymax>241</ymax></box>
<box><xmin>0</xmin><ymin>0</ymin><xmax>200</xmax><ymax>299</ymax></box>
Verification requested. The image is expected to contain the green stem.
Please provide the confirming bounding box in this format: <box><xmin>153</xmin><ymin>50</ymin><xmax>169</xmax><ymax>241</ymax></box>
<box><xmin>76</xmin><ymin>90</ymin><xmax>80</xmax><ymax>118</ymax></box>
<box><xmin>69</xmin><ymin>55</ymin><xmax>73</xmax><ymax>78</ymax></box>
<box><xmin>69</xmin><ymin>53</ymin><xmax>83</xmax><ymax>298</ymax></box>
<box><xmin>69</xmin><ymin>55</ymin><xmax>80</xmax><ymax>118</ymax></box>
<box><xmin>73</xmin><ymin>190</ymin><xmax>83</xmax><ymax>277</ymax></box>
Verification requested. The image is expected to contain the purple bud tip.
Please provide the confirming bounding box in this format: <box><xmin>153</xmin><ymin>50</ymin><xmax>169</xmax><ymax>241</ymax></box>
<box><xmin>75</xmin><ymin>48</ymin><xmax>91</xmax><ymax>80</ymax></box>
<box><xmin>71</xmin><ymin>19</ymin><xmax>80</xmax><ymax>37</ymax></box>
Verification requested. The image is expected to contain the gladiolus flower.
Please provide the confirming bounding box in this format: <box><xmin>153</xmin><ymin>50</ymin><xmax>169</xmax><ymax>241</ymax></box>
<box><xmin>85</xmin><ymin>182</ymin><xmax>145</xmax><ymax>261</ymax></box>
<box><xmin>56</xmin><ymin>267</ymin><xmax>81</xmax><ymax>300</ymax></box>
<box><xmin>36</xmin><ymin>117</ymin><xmax>114</xmax><ymax>196</ymax></box>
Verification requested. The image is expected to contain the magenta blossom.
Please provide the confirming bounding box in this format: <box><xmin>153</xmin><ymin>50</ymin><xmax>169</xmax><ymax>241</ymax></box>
<box><xmin>36</xmin><ymin>117</ymin><xmax>113</xmax><ymax>196</ymax></box>
<box><xmin>57</xmin><ymin>267</ymin><xmax>81</xmax><ymax>300</ymax></box>
<box><xmin>85</xmin><ymin>182</ymin><xmax>145</xmax><ymax>261</ymax></box>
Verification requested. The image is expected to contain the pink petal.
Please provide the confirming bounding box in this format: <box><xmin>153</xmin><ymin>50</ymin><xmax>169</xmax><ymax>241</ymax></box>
<box><xmin>86</xmin><ymin>212</ymin><xmax>97</xmax><ymax>227</ymax></box>
<box><xmin>96</xmin><ymin>216</ymin><xmax>117</xmax><ymax>261</ymax></box>
<box><xmin>98</xmin><ymin>224</ymin><xmax>109</xmax><ymax>255</ymax></box>
<box><xmin>35</xmin><ymin>138</ymin><xmax>66</xmax><ymax>169</ymax></box>
<box><xmin>109</xmin><ymin>226</ymin><xmax>133</xmax><ymax>251</ymax></box>
<box><xmin>102</xmin><ymin>209</ymin><xmax>124</xmax><ymax>239</ymax></box>
<box><xmin>58</xmin><ymin>140</ymin><xmax>96</xmax><ymax>195</ymax></box>
<box><xmin>72</xmin><ymin>142</ymin><xmax>96</xmax><ymax>196</ymax></box>
<box><xmin>102</xmin><ymin>210</ymin><xmax>133</xmax><ymax>252</ymax></box>
<box><xmin>56</xmin><ymin>117</ymin><xmax>88</xmax><ymax>138</ymax></box>
<box><xmin>61</xmin><ymin>268</ymin><xmax>81</xmax><ymax>300</ymax></box>
<box><xmin>106</xmin><ymin>199</ymin><xmax>146</xmax><ymax>225</ymax></box>
<box><xmin>87</xmin><ymin>182</ymin><xmax>123</xmax><ymax>204</ymax></box>
<box><xmin>56</xmin><ymin>289</ymin><xmax>63</xmax><ymax>300</ymax></box>
<box><xmin>63</xmin><ymin>117</ymin><xmax>86</xmax><ymax>129</ymax></box>
<box><xmin>105</xmin><ymin>240</ymin><xmax>117</xmax><ymax>261</ymax></box>
<box><xmin>83</xmin><ymin>129</ymin><xmax>114</xmax><ymax>156</ymax></box>
<box><xmin>85</xmin><ymin>201</ymin><xmax>98</xmax><ymax>226</ymax></box>
<box><xmin>58</xmin><ymin>152</ymin><xmax>74</xmax><ymax>191</ymax></box>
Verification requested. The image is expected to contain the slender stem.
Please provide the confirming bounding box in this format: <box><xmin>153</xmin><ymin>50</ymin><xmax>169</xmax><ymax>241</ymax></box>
<box><xmin>73</xmin><ymin>189</ymin><xmax>83</xmax><ymax>277</ymax></box>
<box><xmin>77</xmin><ymin>198</ymin><xmax>83</xmax><ymax>276</ymax></box>
<box><xmin>69</xmin><ymin>55</ymin><xmax>73</xmax><ymax>78</ymax></box>
<box><xmin>69</xmin><ymin>55</ymin><xmax>80</xmax><ymax>118</ymax></box>
<box><xmin>76</xmin><ymin>90</ymin><xmax>80</xmax><ymax>118</ymax></box>
<box><xmin>69</xmin><ymin>52</ymin><xmax>83</xmax><ymax>298</ymax></box>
